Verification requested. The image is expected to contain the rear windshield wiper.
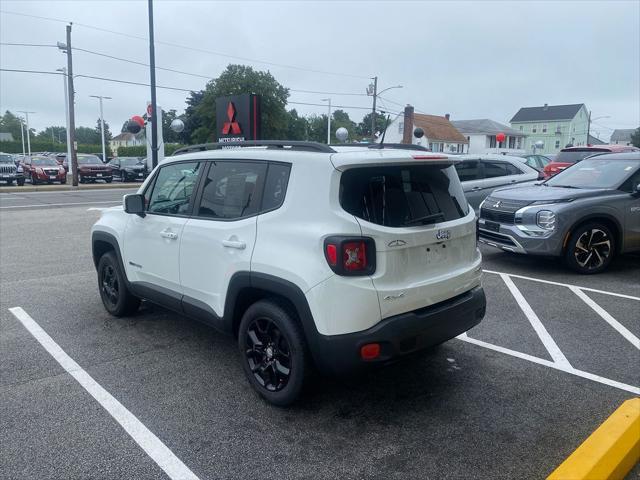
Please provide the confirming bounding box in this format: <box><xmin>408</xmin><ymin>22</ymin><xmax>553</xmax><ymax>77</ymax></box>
<box><xmin>550</xmin><ymin>184</ymin><xmax>581</xmax><ymax>189</ymax></box>
<box><xmin>404</xmin><ymin>212</ymin><xmax>445</xmax><ymax>226</ymax></box>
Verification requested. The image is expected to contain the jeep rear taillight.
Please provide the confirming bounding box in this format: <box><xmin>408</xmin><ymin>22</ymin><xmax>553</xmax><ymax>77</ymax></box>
<box><xmin>324</xmin><ymin>236</ymin><xmax>376</xmax><ymax>276</ymax></box>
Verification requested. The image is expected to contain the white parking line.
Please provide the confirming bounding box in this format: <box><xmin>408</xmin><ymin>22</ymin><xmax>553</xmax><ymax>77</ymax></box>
<box><xmin>570</xmin><ymin>287</ymin><xmax>640</xmax><ymax>350</ymax></box>
<box><xmin>457</xmin><ymin>333</ymin><xmax>640</xmax><ymax>395</ymax></box>
<box><xmin>0</xmin><ymin>200</ymin><xmax>122</xmax><ymax>209</ymax></box>
<box><xmin>500</xmin><ymin>273</ymin><xmax>572</xmax><ymax>368</ymax></box>
<box><xmin>8</xmin><ymin>307</ymin><xmax>200</xmax><ymax>480</ymax></box>
<box><xmin>483</xmin><ymin>269</ymin><xmax>640</xmax><ymax>301</ymax></box>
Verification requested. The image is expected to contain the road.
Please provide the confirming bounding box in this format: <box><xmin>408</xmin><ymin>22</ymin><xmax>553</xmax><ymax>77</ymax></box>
<box><xmin>0</xmin><ymin>187</ymin><xmax>137</xmax><ymax>210</ymax></box>
<box><xmin>0</xmin><ymin>194</ymin><xmax>638</xmax><ymax>479</ymax></box>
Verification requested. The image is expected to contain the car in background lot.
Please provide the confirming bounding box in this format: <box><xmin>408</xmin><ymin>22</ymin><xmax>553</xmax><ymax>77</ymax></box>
<box><xmin>454</xmin><ymin>154</ymin><xmax>540</xmax><ymax>211</ymax></box>
<box><xmin>478</xmin><ymin>152</ymin><xmax>640</xmax><ymax>274</ymax></box>
<box><xmin>0</xmin><ymin>153</ymin><xmax>25</xmax><ymax>186</ymax></box>
<box><xmin>543</xmin><ymin>145</ymin><xmax>639</xmax><ymax>179</ymax></box>
<box><xmin>78</xmin><ymin>154</ymin><xmax>113</xmax><ymax>183</ymax></box>
<box><xmin>107</xmin><ymin>157</ymin><xmax>148</xmax><ymax>182</ymax></box>
<box><xmin>22</xmin><ymin>155</ymin><xmax>67</xmax><ymax>185</ymax></box>
<box><xmin>55</xmin><ymin>153</ymin><xmax>69</xmax><ymax>172</ymax></box>
<box><xmin>518</xmin><ymin>154</ymin><xmax>551</xmax><ymax>172</ymax></box>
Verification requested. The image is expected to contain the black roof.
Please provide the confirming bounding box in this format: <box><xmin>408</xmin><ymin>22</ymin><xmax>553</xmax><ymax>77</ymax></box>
<box><xmin>510</xmin><ymin>104</ymin><xmax>585</xmax><ymax>123</ymax></box>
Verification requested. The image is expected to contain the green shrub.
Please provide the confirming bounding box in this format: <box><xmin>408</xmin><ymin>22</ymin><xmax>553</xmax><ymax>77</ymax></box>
<box><xmin>0</xmin><ymin>140</ymin><xmax>105</xmax><ymax>155</ymax></box>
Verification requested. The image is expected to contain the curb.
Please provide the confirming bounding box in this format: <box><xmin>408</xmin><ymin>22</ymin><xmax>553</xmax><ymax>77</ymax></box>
<box><xmin>547</xmin><ymin>398</ymin><xmax>640</xmax><ymax>480</ymax></box>
<box><xmin>0</xmin><ymin>183</ymin><xmax>139</xmax><ymax>193</ymax></box>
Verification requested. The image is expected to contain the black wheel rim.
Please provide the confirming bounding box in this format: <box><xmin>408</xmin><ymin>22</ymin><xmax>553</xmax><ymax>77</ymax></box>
<box><xmin>244</xmin><ymin>317</ymin><xmax>291</xmax><ymax>392</ymax></box>
<box><xmin>574</xmin><ymin>228</ymin><xmax>611</xmax><ymax>270</ymax></box>
<box><xmin>101</xmin><ymin>264</ymin><xmax>119</xmax><ymax>306</ymax></box>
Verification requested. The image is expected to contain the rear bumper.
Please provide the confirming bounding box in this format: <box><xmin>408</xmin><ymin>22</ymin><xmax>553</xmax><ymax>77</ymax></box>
<box><xmin>312</xmin><ymin>286</ymin><xmax>486</xmax><ymax>376</ymax></box>
<box><xmin>80</xmin><ymin>173</ymin><xmax>112</xmax><ymax>180</ymax></box>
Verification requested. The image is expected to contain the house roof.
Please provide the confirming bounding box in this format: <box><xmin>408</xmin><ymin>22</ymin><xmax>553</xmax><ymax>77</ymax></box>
<box><xmin>610</xmin><ymin>128</ymin><xmax>636</xmax><ymax>142</ymax></box>
<box><xmin>413</xmin><ymin>113</ymin><xmax>468</xmax><ymax>143</ymax></box>
<box><xmin>588</xmin><ymin>134</ymin><xmax>605</xmax><ymax>145</ymax></box>
<box><xmin>111</xmin><ymin>132</ymin><xmax>142</xmax><ymax>142</ymax></box>
<box><xmin>510</xmin><ymin>104</ymin><xmax>585</xmax><ymax>123</ymax></box>
<box><xmin>451</xmin><ymin>119</ymin><xmax>524</xmax><ymax>137</ymax></box>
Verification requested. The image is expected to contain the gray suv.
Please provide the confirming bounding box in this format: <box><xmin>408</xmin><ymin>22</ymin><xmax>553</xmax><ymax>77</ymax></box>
<box><xmin>0</xmin><ymin>153</ymin><xmax>25</xmax><ymax>186</ymax></box>
<box><xmin>454</xmin><ymin>154</ymin><xmax>540</xmax><ymax>211</ymax></box>
<box><xmin>478</xmin><ymin>152</ymin><xmax>640</xmax><ymax>273</ymax></box>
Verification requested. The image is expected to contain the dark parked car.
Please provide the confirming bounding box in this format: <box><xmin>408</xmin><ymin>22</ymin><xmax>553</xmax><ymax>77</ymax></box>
<box><xmin>454</xmin><ymin>154</ymin><xmax>540</xmax><ymax>211</ymax></box>
<box><xmin>478</xmin><ymin>152</ymin><xmax>640</xmax><ymax>274</ymax></box>
<box><xmin>107</xmin><ymin>157</ymin><xmax>148</xmax><ymax>182</ymax></box>
<box><xmin>22</xmin><ymin>155</ymin><xmax>67</xmax><ymax>185</ymax></box>
<box><xmin>55</xmin><ymin>153</ymin><xmax>69</xmax><ymax>172</ymax></box>
<box><xmin>0</xmin><ymin>153</ymin><xmax>25</xmax><ymax>186</ymax></box>
<box><xmin>77</xmin><ymin>154</ymin><xmax>113</xmax><ymax>183</ymax></box>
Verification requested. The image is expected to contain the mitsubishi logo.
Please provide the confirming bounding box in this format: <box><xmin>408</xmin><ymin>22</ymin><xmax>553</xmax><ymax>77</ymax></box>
<box><xmin>222</xmin><ymin>102</ymin><xmax>241</xmax><ymax>135</ymax></box>
<box><xmin>492</xmin><ymin>200</ymin><xmax>502</xmax><ymax>208</ymax></box>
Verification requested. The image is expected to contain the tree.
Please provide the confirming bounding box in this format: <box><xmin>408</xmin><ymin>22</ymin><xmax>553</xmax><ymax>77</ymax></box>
<box><xmin>36</xmin><ymin>126</ymin><xmax>66</xmax><ymax>144</ymax></box>
<box><xmin>330</xmin><ymin>109</ymin><xmax>357</xmax><ymax>143</ymax></box>
<box><xmin>95</xmin><ymin>118</ymin><xmax>112</xmax><ymax>142</ymax></box>
<box><xmin>162</xmin><ymin>109</ymin><xmax>182</xmax><ymax>144</ymax></box>
<box><xmin>184</xmin><ymin>64</ymin><xmax>290</xmax><ymax>143</ymax></box>
<box><xmin>0</xmin><ymin>110</ymin><xmax>32</xmax><ymax>140</ymax></box>
<box><xmin>631</xmin><ymin>127</ymin><xmax>640</xmax><ymax>148</ymax></box>
<box><xmin>306</xmin><ymin>114</ymin><xmax>328</xmax><ymax>144</ymax></box>
<box><xmin>75</xmin><ymin>126</ymin><xmax>100</xmax><ymax>144</ymax></box>
<box><xmin>285</xmin><ymin>109</ymin><xmax>308</xmax><ymax>140</ymax></box>
<box><xmin>356</xmin><ymin>112</ymin><xmax>387</xmax><ymax>139</ymax></box>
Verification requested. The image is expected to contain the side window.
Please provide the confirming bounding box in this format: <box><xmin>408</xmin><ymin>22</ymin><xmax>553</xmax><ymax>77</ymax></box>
<box><xmin>455</xmin><ymin>160</ymin><xmax>481</xmax><ymax>182</ymax></box>
<box><xmin>147</xmin><ymin>162</ymin><xmax>201</xmax><ymax>215</ymax></box>
<box><xmin>483</xmin><ymin>161</ymin><xmax>510</xmax><ymax>178</ymax></box>
<box><xmin>505</xmin><ymin>163</ymin><xmax>523</xmax><ymax>175</ymax></box>
<box><xmin>262</xmin><ymin>163</ymin><xmax>291</xmax><ymax>212</ymax></box>
<box><xmin>197</xmin><ymin>161</ymin><xmax>266</xmax><ymax>220</ymax></box>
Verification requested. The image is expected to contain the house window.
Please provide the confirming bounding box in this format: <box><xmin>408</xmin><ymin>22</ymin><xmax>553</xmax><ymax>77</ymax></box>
<box><xmin>517</xmin><ymin>137</ymin><xmax>522</xmax><ymax>149</ymax></box>
<box><xmin>508</xmin><ymin>137</ymin><xmax>516</xmax><ymax>148</ymax></box>
<box><xmin>398</xmin><ymin>121</ymin><xmax>404</xmax><ymax>134</ymax></box>
<box><xmin>519</xmin><ymin>125</ymin><xmax>523</xmax><ymax>131</ymax></box>
<box><xmin>532</xmin><ymin>124</ymin><xmax>537</xmax><ymax>133</ymax></box>
<box><xmin>542</xmin><ymin>124</ymin><xmax>547</xmax><ymax>133</ymax></box>
<box><xmin>555</xmin><ymin>140</ymin><xmax>560</xmax><ymax>148</ymax></box>
<box><xmin>489</xmin><ymin>135</ymin><xmax>496</xmax><ymax>148</ymax></box>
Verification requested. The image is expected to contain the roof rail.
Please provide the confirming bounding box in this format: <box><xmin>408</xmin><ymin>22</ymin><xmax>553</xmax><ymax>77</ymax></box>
<box><xmin>172</xmin><ymin>140</ymin><xmax>336</xmax><ymax>156</ymax></box>
<box><xmin>367</xmin><ymin>143</ymin><xmax>429</xmax><ymax>151</ymax></box>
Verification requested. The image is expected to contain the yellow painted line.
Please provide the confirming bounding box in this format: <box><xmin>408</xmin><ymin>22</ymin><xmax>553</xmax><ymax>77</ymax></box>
<box><xmin>548</xmin><ymin>398</ymin><xmax>640</xmax><ymax>480</ymax></box>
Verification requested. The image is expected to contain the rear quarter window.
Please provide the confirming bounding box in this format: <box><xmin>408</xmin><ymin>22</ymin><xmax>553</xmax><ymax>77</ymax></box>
<box><xmin>340</xmin><ymin>164</ymin><xmax>469</xmax><ymax>227</ymax></box>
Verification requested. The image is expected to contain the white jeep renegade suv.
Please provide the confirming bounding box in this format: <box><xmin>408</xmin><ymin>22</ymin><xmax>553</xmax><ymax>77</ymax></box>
<box><xmin>91</xmin><ymin>141</ymin><xmax>485</xmax><ymax>406</ymax></box>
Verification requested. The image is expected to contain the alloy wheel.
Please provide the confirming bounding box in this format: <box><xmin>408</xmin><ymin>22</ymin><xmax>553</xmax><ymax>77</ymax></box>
<box><xmin>574</xmin><ymin>228</ymin><xmax>611</xmax><ymax>271</ymax></box>
<box><xmin>244</xmin><ymin>317</ymin><xmax>292</xmax><ymax>392</ymax></box>
<box><xmin>101</xmin><ymin>264</ymin><xmax>119</xmax><ymax>306</ymax></box>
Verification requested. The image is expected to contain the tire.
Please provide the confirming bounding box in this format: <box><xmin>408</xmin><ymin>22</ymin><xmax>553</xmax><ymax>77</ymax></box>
<box><xmin>60</xmin><ymin>177</ymin><xmax>67</xmax><ymax>185</ymax></box>
<box><xmin>17</xmin><ymin>179</ymin><xmax>24</xmax><ymax>186</ymax></box>
<box><xmin>31</xmin><ymin>177</ymin><xmax>38</xmax><ymax>185</ymax></box>
<box><xmin>97</xmin><ymin>251</ymin><xmax>140</xmax><ymax>316</ymax></box>
<box><xmin>6</xmin><ymin>179</ymin><xmax>13</xmax><ymax>186</ymax></box>
<box><xmin>238</xmin><ymin>300</ymin><xmax>309</xmax><ymax>406</ymax></box>
<box><xmin>105</xmin><ymin>177</ymin><xmax>113</xmax><ymax>183</ymax></box>
<box><xmin>564</xmin><ymin>222</ymin><xmax>615</xmax><ymax>274</ymax></box>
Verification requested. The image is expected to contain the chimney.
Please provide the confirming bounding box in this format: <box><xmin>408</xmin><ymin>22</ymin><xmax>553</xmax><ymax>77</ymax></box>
<box><xmin>402</xmin><ymin>105</ymin><xmax>414</xmax><ymax>144</ymax></box>
<box><xmin>445</xmin><ymin>113</ymin><xmax>450</xmax><ymax>121</ymax></box>
<box><xmin>543</xmin><ymin>103</ymin><xmax>549</xmax><ymax>110</ymax></box>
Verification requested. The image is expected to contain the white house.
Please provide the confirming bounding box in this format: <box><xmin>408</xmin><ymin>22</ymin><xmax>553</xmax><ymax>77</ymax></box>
<box><xmin>610</xmin><ymin>128</ymin><xmax>636</xmax><ymax>146</ymax></box>
<box><xmin>451</xmin><ymin>119</ymin><xmax>526</xmax><ymax>155</ymax></box>
<box><xmin>109</xmin><ymin>132</ymin><xmax>145</xmax><ymax>155</ymax></box>
<box><xmin>379</xmin><ymin>105</ymin><xmax>468</xmax><ymax>153</ymax></box>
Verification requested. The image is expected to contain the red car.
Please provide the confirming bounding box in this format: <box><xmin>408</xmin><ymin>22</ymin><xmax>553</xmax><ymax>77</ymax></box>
<box><xmin>77</xmin><ymin>154</ymin><xmax>113</xmax><ymax>183</ymax></box>
<box><xmin>22</xmin><ymin>155</ymin><xmax>67</xmax><ymax>185</ymax></box>
<box><xmin>543</xmin><ymin>145</ymin><xmax>639</xmax><ymax>179</ymax></box>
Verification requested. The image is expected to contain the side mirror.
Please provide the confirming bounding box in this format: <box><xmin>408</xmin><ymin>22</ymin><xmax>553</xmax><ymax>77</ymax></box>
<box><xmin>124</xmin><ymin>194</ymin><xmax>145</xmax><ymax>216</ymax></box>
<box><xmin>632</xmin><ymin>183</ymin><xmax>640</xmax><ymax>197</ymax></box>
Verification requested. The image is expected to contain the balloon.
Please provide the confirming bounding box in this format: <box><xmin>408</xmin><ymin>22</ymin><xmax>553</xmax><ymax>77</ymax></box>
<box><xmin>131</xmin><ymin>115</ymin><xmax>145</xmax><ymax>128</ymax></box>
<box><xmin>496</xmin><ymin>132</ymin><xmax>506</xmax><ymax>143</ymax></box>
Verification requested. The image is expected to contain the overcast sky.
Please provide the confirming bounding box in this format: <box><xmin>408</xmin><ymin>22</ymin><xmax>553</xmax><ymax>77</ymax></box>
<box><xmin>1</xmin><ymin>0</ymin><xmax>638</xmax><ymax>141</ymax></box>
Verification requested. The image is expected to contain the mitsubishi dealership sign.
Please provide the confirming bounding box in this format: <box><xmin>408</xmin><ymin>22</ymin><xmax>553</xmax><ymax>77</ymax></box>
<box><xmin>215</xmin><ymin>94</ymin><xmax>261</xmax><ymax>142</ymax></box>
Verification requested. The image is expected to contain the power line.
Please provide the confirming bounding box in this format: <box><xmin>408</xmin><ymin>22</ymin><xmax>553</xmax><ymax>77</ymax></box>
<box><xmin>0</xmin><ymin>42</ymin><xmax>58</xmax><ymax>48</ymax></box>
<box><xmin>0</xmin><ymin>9</ymin><xmax>371</xmax><ymax>79</ymax></box>
<box><xmin>288</xmin><ymin>100</ymin><xmax>371</xmax><ymax>111</ymax></box>
<box><xmin>0</xmin><ymin>68</ymin><xmax>62</xmax><ymax>76</ymax></box>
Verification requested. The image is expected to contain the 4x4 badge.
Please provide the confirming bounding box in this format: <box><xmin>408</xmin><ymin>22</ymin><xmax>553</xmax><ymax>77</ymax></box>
<box><xmin>387</xmin><ymin>240</ymin><xmax>407</xmax><ymax>247</ymax></box>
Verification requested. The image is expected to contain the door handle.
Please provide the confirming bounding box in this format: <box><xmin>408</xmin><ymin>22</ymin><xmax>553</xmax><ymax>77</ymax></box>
<box><xmin>160</xmin><ymin>230</ymin><xmax>178</xmax><ymax>240</ymax></box>
<box><xmin>471</xmin><ymin>186</ymin><xmax>482</xmax><ymax>191</ymax></box>
<box><xmin>510</xmin><ymin>179</ymin><xmax>518</xmax><ymax>183</ymax></box>
<box><xmin>222</xmin><ymin>239</ymin><xmax>246</xmax><ymax>249</ymax></box>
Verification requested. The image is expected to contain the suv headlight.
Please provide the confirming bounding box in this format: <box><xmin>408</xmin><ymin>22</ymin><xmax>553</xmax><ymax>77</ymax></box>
<box><xmin>536</xmin><ymin>210</ymin><xmax>556</xmax><ymax>230</ymax></box>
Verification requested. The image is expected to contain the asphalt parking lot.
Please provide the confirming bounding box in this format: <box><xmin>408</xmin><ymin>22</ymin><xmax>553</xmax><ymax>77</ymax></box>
<box><xmin>1</xmin><ymin>190</ymin><xmax>638</xmax><ymax>479</ymax></box>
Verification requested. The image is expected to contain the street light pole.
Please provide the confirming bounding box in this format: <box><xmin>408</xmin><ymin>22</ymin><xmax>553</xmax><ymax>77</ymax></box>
<box><xmin>90</xmin><ymin>95</ymin><xmax>112</xmax><ymax>162</ymax></box>
<box><xmin>59</xmin><ymin>24</ymin><xmax>78</xmax><ymax>186</ymax></box>
<box><xmin>56</xmin><ymin>67</ymin><xmax>73</xmax><ymax>177</ymax></box>
<box><xmin>19</xmin><ymin>118</ymin><xmax>25</xmax><ymax>156</ymax></box>
<box><xmin>587</xmin><ymin>113</ymin><xmax>611</xmax><ymax>145</ymax></box>
<box><xmin>148</xmin><ymin>0</ymin><xmax>158</xmax><ymax>168</ymax></box>
<box><xmin>18</xmin><ymin>111</ymin><xmax>35</xmax><ymax>156</ymax></box>
<box><xmin>367</xmin><ymin>80</ymin><xmax>402</xmax><ymax>142</ymax></box>
<box><xmin>322</xmin><ymin>98</ymin><xmax>331</xmax><ymax>144</ymax></box>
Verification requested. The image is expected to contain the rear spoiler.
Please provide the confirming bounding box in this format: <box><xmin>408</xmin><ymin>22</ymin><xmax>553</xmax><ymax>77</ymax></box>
<box><xmin>331</xmin><ymin>151</ymin><xmax>459</xmax><ymax>170</ymax></box>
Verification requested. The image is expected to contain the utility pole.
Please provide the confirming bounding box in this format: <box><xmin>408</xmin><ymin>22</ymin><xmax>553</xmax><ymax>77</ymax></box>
<box><xmin>59</xmin><ymin>25</ymin><xmax>78</xmax><ymax>186</ymax></box>
<box><xmin>148</xmin><ymin>0</ymin><xmax>158</xmax><ymax>168</ymax></box>
<box><xmin>90</xmin><ymin>95</ymin><xmax>112</xmax><ymax>162</ymax></box>
<box><xmin>586</xmin><ymin>110</ymin><xmax>591</xmax><ymax>146</ymax></box>
<box><xmin>322</xmin><ymin>98</ymin><xmax>331</xmax><ymax>144</ymax></box>
<box><xmin>18</xmin><ymin>111</ymin><xmax>35</xmax><ymax>156</ymax></box>
<box><xmin>370</xmin><ymin>76</ymin><xmax>377</xmax><ymax>142</ymax></box>
<box><xmin>19</xmin><ymin>118</ymin><xmax>25</xmax><ymax>156</ymax></box>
